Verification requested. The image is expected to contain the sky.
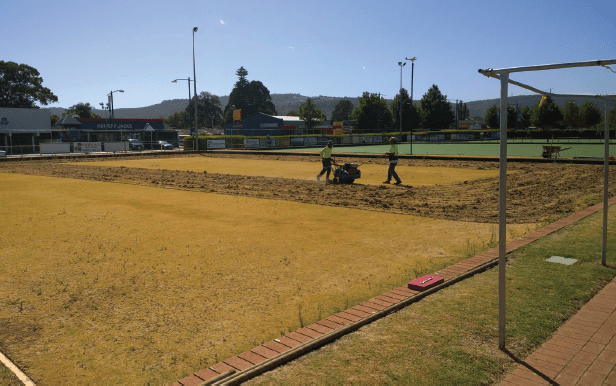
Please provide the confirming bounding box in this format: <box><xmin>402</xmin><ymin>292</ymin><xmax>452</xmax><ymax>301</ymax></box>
<box><xmin>3</xmin><ymin>0</ymin><xmax>616</xmax><ymax>109</ymax></box>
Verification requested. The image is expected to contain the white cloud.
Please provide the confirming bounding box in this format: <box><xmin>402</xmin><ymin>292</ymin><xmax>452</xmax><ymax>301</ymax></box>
<box><xmin>363</xmin><ymin>66</ymin><xmax>366</xmax><ymax>69</ymax></box>
<box><xmin>287</xmin><ymin>46</ymin><xmax>295</xmax><ymax>50</ymax></box>
<box><xmin>220</xmin><ymin>20</ymin><xmax>225</xmax><ymax>25</ymax></box>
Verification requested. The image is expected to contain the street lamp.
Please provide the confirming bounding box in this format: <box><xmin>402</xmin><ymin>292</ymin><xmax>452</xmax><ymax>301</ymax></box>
<box><xmin>192</xmin><ymin>26</ymin><xmax>199</xmax><ymax>151</ymax></box>
<box><xmin>397</xmin><ymin>62</ymin><xmax>406</xmax><ymax>136</ymax></box>
<box><xmin>172</xmin><ymin>78</ymin><xmax>194</xmax><ymax>142</ymax></box>
<box><xmin>108</xmin><ymin>90</ymin><xmax>124</xmax><ymax>123</ymax></box>
<box><xmin>406</xmin><ymin>57</ymin><xmax>416</xmax><ymax>154</ymax></box>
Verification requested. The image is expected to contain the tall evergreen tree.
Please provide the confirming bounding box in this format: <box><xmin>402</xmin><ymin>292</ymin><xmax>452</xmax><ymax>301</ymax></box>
<box><xmin>456</xmin><ymin>101</ymin><xmax>470</xmax><ymax>120</ymax></box>
<box><xmin>562</xmin><ymin>100</ymin><xmax>581</xmax><ymax>128</ymax></box>
<box><xmin>224</xmin><ymin>67</ymin><xmax>276</xmax><ymax>123</ymax></box>
<box><xmin>390</xmin><ymin>88</ymin><xmax>418</xmax><ymax>132</ymax></box>
<box><xmin>298</xmin><ymin>98</ymin><xmax>325</xmax><ymax>134</ymax></box>
<box><xmin>419</xmin><ymin>84</ymin><xmax>454</xmax><ymax>130</ymax></box>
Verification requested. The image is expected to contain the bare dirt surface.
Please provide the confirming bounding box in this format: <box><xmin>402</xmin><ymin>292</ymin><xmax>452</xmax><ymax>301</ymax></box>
<box><xmin>1</xmin><ymin>153</ymin><xmax>613</xmax><ymax>224</ymax></box>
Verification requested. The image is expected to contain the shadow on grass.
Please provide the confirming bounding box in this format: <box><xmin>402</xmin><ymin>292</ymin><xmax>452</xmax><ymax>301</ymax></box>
<box><xmin>501</xmin><ymin>348</ymin><xmax>557</xmax><ymax>385</ymax></box>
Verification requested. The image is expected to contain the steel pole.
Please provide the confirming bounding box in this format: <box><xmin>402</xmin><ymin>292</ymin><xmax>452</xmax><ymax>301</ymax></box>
<box><xmin>603</xmin><ymin>98</ymin><xmax>610</xmax><ymax>266</ymax></box>
<box><xmin>399</xmin><ymin>63</ymin><xmax>403</xmax><ymax>136</ymax></box>
<box><xmin>411</xmin><ymin>61</ymin><xmax>414</xmax><ymax>155</ymax></box>
<box><xmin>498</xmin><ymin>72</ymin><xmax>509</xmax><ymax>350</ymax></box>
<box><xmin>193</xmin><ymin>28</ymin><xmax>199</xmax><ymax>151</ymax></box>
<box><xmin>187</xmin><ymin>77</ymin><xmax>192</xmax><ymax>147</ymax></box>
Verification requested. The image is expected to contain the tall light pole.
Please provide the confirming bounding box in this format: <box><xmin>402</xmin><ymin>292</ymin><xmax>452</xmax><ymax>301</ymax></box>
<box><xmin>108</xmin><ymin>90</ymin><xmax>124</xmax><ymax>123</ymax></box>
<box><xmin>192</xmin><ymin>27</ymin><xmax>199</xmax><ymax>151</ymax></box>
<box><xmin>406</xmin><ymin>57</ymin><xmax>416</xmax><ymax>155</ymax></box>
<box><xmin>172</xmin><ymin>78</ymin><xmax>193</xmax><ymax>143</ymax></box>
<box><xmin>398</xmin><ymin>61</ymin><xmax>406</xmax><ymax>136</ymax></box>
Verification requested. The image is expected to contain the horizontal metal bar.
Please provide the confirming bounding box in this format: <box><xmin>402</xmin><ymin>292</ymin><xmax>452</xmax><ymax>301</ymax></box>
<box><xmin>479</xmin><ymin>59</ymin><xmax>616</xmax><ymax>76</ymax></box>
<box><xmin>481</xmin><ymin>73</ymin><xmax>616</xmax><ymax>100</ymax></box>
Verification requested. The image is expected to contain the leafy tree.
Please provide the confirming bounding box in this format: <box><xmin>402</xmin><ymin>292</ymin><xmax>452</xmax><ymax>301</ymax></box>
<box><xmin>531</xmin><ymin>96</ymin><xmax>563</xmax><ymax>129</ymax></box>
<box><xmin>390</xmin><ymin>88</ymin><xmax>419</xmax><ymax>132</ymax></box>
<box><xmin>298</xmin><ymin>98</ymin><xmax>325</xmax><ymax>134</ymax></box>
<box><xmin>165</xmin><ymin>111</ymin><xmax>191</xmax><ymax>130</ymax></box>
<box><xmin>520</xmin><ymin>106</ymin><xmax>532</xmax><ymax>129</ymax></box>
<box><xmin>579</xmin><ymin>101</ymin><xmax>602</xmax><ymax>128</ymax></box>
<box><xmin>485</xmin><ymin>105</ymin><xmax>499</xmax><ymax>128</ymax></box>
<box><xmin>507</xmin><ymin>106</ymin><xmax>518</xmax><ymax>129</ymax></box>
<box><xmin>351</xmin><ymin>92</ymin><xmax>393</xmax><ymax>132</ymax></box>
<box><xmin>331</xmin><ymin>99</ymin><xmax>354</xmax><ymax>121</ymax></box>
<box><xmin>455</xmin><ymin>101</ymin><xmax>470</xmax><ymax>120</ymax></box>
<box><xmin>609</xmin><ymin>107</ymin><xmax>616</xmax><ymax>131</ymax></box>
<box><xmin>561</xmin><ymin>100</ymin><xmax>581</xmax><ymax>128</ymax></box>
<box><xmin>67</xmin><ymin>102</ymin><xmax>95</xmax><ymax>118</ymax></box>
<box><xmin>193</xmin><ymin>92</ymin><xmax>223</xmax><ymax>128</ymax></box>
<box><xmin>0</xmin><ymin>61</ymin><xmax>58</xmax><ymax>108</ymax></box>
<box><xmin>484</xmin><ymin>105</ymin><xmax>517</xmax><ymax>129</ymax></box>
<box><xmin>223</xmin><ymin>67</ymin><xmax>277</xmax><ymax>123</ymax></box>
<box><xmin>419</xmin><ymin>84</ymin><xmax>454</xmax><ymax>130</ymax></box>
<box><xmin>285</xmin><ymin>111</ymin><xmax>298</xmax><ymax>116</ymax></box>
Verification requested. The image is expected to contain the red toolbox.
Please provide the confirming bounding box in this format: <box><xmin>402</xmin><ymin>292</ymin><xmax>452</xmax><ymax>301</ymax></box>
<box><xmin>408</xmin><ymin>275</ymin><xmax>444</xmax><ymax>291</ymax></box>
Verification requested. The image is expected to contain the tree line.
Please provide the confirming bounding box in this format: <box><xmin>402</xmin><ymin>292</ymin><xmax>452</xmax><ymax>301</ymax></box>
<box><xmin>3</xmin><ymin>60</ymin><xmax>614</xmax><ymax>133</ymax></box>
<box><xmin>484</xmin><ymin>96</ymin><xmax>613</xmax><ymax>131</ymax></box>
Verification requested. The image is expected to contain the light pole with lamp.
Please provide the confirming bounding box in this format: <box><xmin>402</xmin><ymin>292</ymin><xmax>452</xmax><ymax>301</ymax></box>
<box><xmin>398</xmin><ymin>61</ymin><xmax>406</xmax><ymax>136</ymax></box>
<box><xmin>192</xmin><ymin>26</ymin><xmax>199</xmax><ymax>151</ymax></box>
<box><xmin>406</xmin><ymin>57</ymin><xmax>416</xmax><ymax>154</ymax></box>
<box><xmin>108</xmin><ymin>90</ymin><xmax>124</xmax><ymax>123</ymax></box>
<box><xmin>172</xmin><ymin>78</ymin><xmax>193</xmax><ymax>148</ymax></box>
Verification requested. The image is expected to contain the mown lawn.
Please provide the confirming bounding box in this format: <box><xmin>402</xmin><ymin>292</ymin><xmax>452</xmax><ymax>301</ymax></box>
<box><xmin>248</xmin><ymin>208</ymin><xmax>616</xmax><ymax>384</ymax></box>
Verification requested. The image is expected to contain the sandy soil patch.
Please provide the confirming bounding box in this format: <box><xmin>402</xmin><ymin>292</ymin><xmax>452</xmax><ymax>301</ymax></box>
<box><xmin>0</xmin><ymin>172</ymin><xmax>531</xmax><ymax>383</ymax></box>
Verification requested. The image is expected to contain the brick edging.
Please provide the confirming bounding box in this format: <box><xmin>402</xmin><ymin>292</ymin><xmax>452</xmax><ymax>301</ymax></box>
<box><xmin>175</xmin><ymin>197</ymin><xmax>616</xmax><ymax>385</ymax></box>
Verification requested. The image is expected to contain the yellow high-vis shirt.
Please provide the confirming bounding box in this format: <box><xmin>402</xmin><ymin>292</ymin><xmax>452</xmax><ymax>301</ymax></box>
<box><xmin>320</xmin><ymin>146</ymin><xmax>333</xmax><ymax>159</ymax></box>
<box><xmin>389</xmin><ymin>144</ymin><xmax>398</xmax><ymax>156</ymax></box>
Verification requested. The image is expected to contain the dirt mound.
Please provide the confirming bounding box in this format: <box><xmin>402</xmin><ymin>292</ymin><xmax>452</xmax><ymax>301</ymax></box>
<box><xmin>1</xmin><ymin>153</ymin><xmax>612</xmax><ymax>224</ymax></box>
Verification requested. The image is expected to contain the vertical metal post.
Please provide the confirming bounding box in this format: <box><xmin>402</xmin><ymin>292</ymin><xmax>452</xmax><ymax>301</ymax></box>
<box><xmin>410</xmin><ymin>61</ymin><xmax>414</xmax><ymax>155</ymax></box>
<box><xmin>399</xmin><ymin>62</ymin><xmax>404</xmax><ymax>136</ymax></box>
<box><xmin>603</xmin><ymin>98</ymin><xmax>609</xmax><ymax>266</ymax></box>
<box><xmin>193</xmin><ymin>27</ymin><xmax>199</xmax><ymax>151</ymax></box>
<box><xmin>498</xmin><ymin>72</ymin><xmax>509</xmax><ymax>350</ymax></box>
<box><xmin>187</xmin><ymin>77</ymin><xmax>192</xmax><ymax>141</ymax></box>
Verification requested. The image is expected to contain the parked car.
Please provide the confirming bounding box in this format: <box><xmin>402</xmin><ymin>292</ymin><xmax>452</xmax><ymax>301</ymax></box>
<box><xmin>128</xmin><ymin>139</ymin><xmax>144</xmax><ymax>150</ymax></box>
<box><xmin>157</xmin><ymin>141</ymin><xmax>174</xmax><ymax>150</ymax></box>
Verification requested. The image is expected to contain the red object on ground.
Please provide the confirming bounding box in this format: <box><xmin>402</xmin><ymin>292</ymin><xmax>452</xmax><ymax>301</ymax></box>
<box><xmin>408</xmin><ymin>275</ymin><xmax>444</xmax><ymax>291</ymax></box>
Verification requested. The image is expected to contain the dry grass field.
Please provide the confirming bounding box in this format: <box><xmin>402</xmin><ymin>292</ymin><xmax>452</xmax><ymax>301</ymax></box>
<box><xmin>0</xmin><ymin>153</ymin><xmax>612</xmax><ymax>383</ymax></box>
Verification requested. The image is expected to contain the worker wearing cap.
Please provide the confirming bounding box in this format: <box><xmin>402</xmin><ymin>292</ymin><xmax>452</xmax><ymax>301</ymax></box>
<box><xmin>317</xmin><ymin>140</ymin><xmax>334</xmax><ymax>181</ymax></box>
<box><xmin>383</xmin><ymin>137</ymin><xmax>402</xmax><ymax>185</ymax></box>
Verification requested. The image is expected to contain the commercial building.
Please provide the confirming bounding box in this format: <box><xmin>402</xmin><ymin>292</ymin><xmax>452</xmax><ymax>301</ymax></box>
<box><xmin>0</xmin><ymin>107</ymin><xmax>178</xmax><ymax>154</ymax></box>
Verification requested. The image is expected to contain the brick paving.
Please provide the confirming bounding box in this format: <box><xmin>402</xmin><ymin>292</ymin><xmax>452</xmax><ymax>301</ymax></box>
<box><xmin>174</xmin><ymin>197</ymin><xmax>616</xmax><ymax>385</ymax></box>
<box><xmin>501</xmin><ymin>277</ymin><xmax>616</xmax><ymax>385</ymax></box>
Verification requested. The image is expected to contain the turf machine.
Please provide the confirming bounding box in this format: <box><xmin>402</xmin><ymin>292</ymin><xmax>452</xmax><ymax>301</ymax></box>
<box><xmin>331</xmin><ymin>159</ymin><xmax>361</xmax><ymax>184</ymax></box>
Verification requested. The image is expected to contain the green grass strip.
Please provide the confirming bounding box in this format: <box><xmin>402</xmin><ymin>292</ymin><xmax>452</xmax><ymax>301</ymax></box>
<box><xmin>249</xmin><ymin>210</ymin><xmax>616</xmax><ymax>384</ymax></box>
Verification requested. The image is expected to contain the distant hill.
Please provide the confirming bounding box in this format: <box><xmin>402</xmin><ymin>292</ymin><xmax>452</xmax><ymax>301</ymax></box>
<box><xmin>43</xmin><ymin>94</ymin><xmax>608</xmax><ymax>121</ymax></box>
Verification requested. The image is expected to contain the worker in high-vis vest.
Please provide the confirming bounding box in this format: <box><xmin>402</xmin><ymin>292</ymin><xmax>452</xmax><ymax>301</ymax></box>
<box><xmin>317</xmin><ymin>140</ymin><xmax>334</xmax><ymax>181</ymax></box>
<box><xmin>383</xmin><ymin>137</ymin><xmax>402</xmax><ymax>185</ymax></box>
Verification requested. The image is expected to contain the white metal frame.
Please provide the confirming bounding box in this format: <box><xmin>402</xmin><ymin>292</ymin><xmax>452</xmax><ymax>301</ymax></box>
<box><xmin>478</xmin><ymin>59</ymin><xmax>616</xmax><ymax>350</ymax></box>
